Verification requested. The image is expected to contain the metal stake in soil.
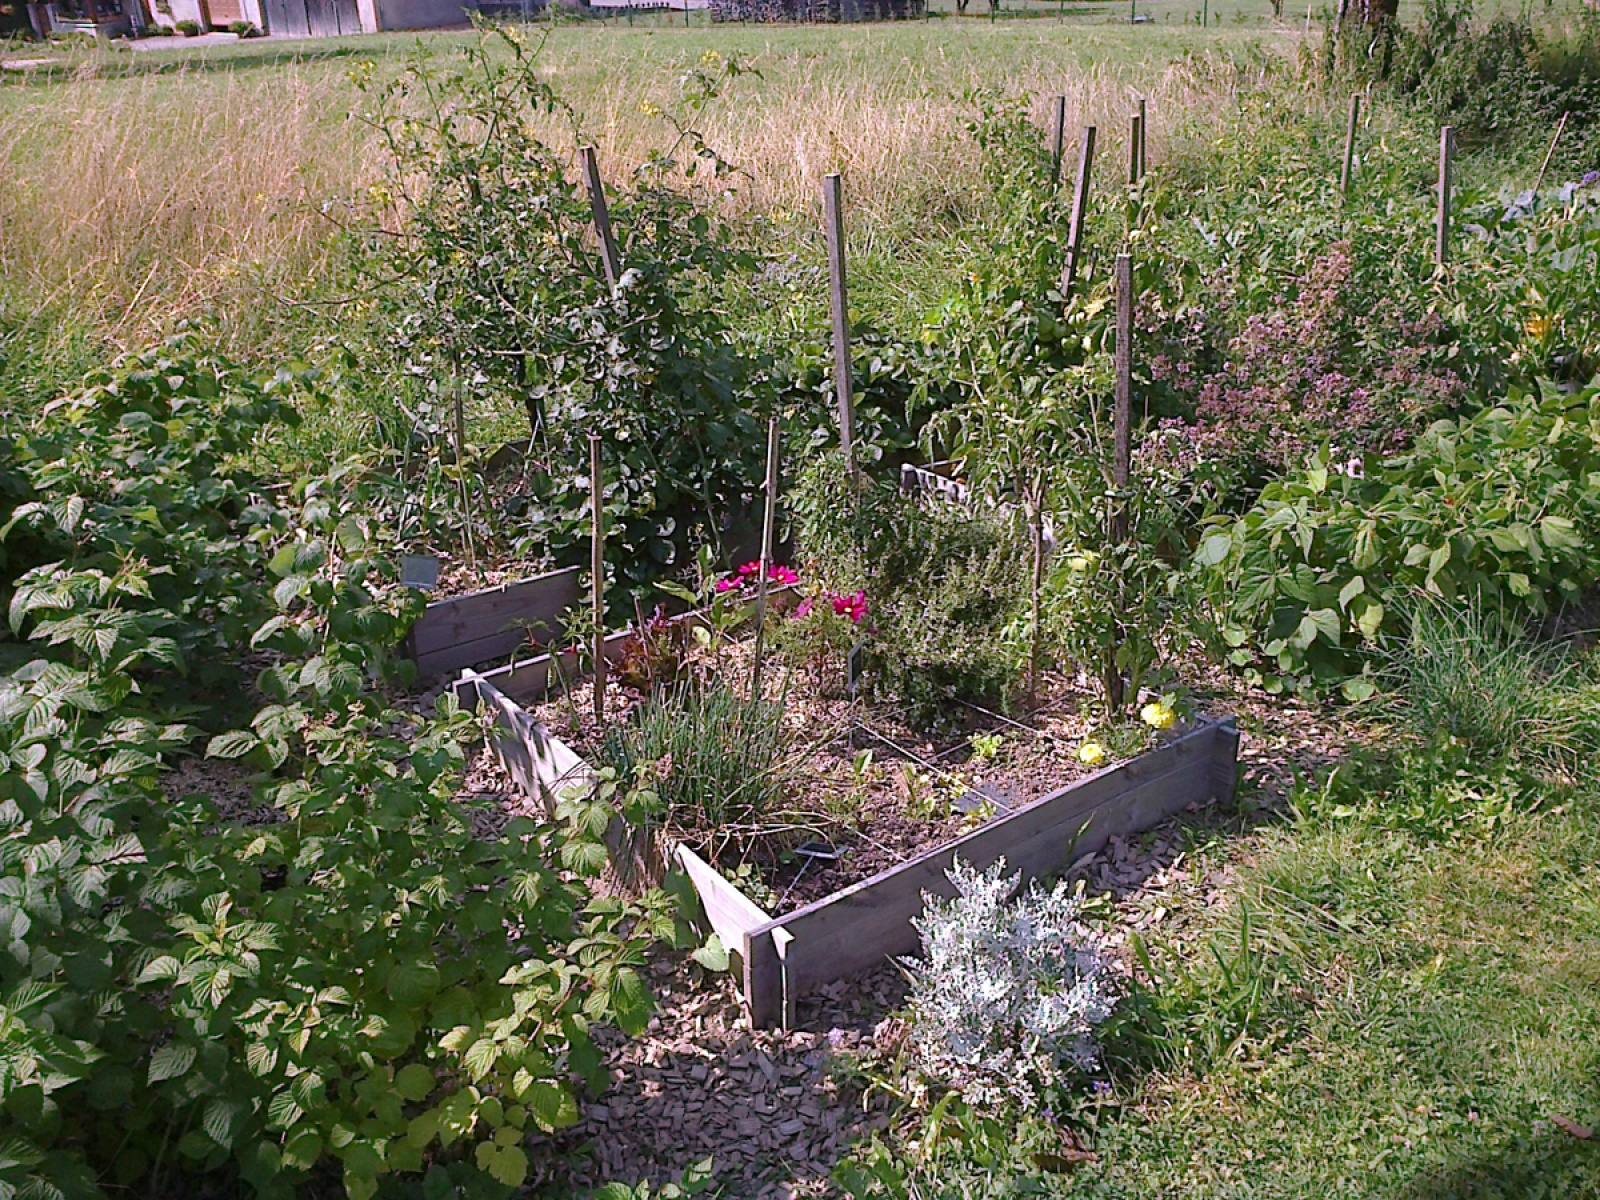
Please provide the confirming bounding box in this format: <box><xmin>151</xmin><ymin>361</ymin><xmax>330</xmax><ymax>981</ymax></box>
<box><xmin>590</xmin><ymin>432</ymin><xmax>606</xmax><ymax>724</ymax></box>
<box><xmin>823</xmin><ymin>173</ymin><xmax>857</xmax><ymax>486</ymax></box>
<box><xmin>751</xmin><ymin>416</ymin><xmax>781</xmax><ymax>701</ymax></box>
<box><xmin>1128</xmin><ymin>111</ymin><xmax>1142</xmax><ymax>186</ymax></box>
<box><xmin>582</xmin><ymin>145</ymin><xmax>622</xmax><ymax>290</ymax></box>
<box><xmin>1136</xmin><ymin>96</ymin><xmax>1147</xmax><ymax>180</ymax></box>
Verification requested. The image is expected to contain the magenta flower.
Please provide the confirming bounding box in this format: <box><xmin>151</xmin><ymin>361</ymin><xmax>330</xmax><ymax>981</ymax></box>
<box><xmin>769</xmin><ymin>564</ymin><xmax>799</xmax><ymax>585</ymax></box>
<box><xmin>832</xmin><ymin>591</ymin><xmax>868</xmax><ymax>624</ymax></box>
<box><xmin>795</xmin><ymin>596</ymin><xmax>814</xmax><ymax>619</ymax></box>
<box><xmin>714</xmin><ymin>578</ymin><xmax>738</xmax><ymax>593</ymax></box>
<box><xmin>738</xmin><ymin>560</ymin><xmax>761</xmax><ymax>577</ymax></box>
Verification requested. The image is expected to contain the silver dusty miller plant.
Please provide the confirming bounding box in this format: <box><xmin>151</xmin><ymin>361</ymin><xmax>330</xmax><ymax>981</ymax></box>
<box><xmin>903</xmin><ymin>857</ymin><xmax>1114</xmax><ymax>1108</ymax></box>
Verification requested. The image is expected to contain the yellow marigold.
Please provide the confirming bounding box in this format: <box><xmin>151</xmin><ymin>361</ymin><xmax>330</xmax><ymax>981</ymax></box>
<box><xmin>1140</xmin><ymin>701</ymin><xmax>1177</xmax><ymax>731</ymax></box>
<box><xmin>1078</xmin><ymin>741</ymin><xmax>1107</xmax><ymax>766</ymax></box>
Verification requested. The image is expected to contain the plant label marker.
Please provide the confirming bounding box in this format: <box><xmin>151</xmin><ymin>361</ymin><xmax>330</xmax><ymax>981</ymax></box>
<box><xmin>582</xmin><ymin>145</ymin><xmax>623</xmax><ymax>290</ymax></box>
<box><xmin>823</xmin><ymin>173</ymin><xmax>857</xmax><ymax>485</ymax></box>
<box><xmin>1341</xmin><ymin>93</ymin><xmax>1361</xmax><ymax>196</ymax></box>
<box><xmin>1060</xmin><ymin>125</ymin><xmax>1097</xmax><ymax>300</ymax></box>
<box><xmin>400</xmin><ymin>554</ymin><xmax>440</xmax><ymax>591</ymax></box>
<box><xmin>1050</xmin><ymin>95</ymin><xmax>1067</xmax><ymax>188</ymax></box>
<box><xmin>751</xmin><ymin>415</ymin><xmax>781</xmax><ymax>700</ymax></box>
<box><xmin>590</xmin><ymin>432</ymin><xmax>606</xmax><ymax>723</ymax></box>
<box><xmin>1436</xmin><ymin>125</ymin><xmax>1454</xmax><ymax>267</ymax></box>
<box><xmin>1108</xmin><ymin>252</ymin><xmax>1134</xmax><ymax>713</ymax></box>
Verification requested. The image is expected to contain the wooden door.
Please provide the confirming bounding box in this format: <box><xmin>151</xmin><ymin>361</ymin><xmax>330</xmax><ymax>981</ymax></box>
<box><xmin>303</xmin><ymin>0</ymin><xmax>355</xmax><ymax>34</ymax></box>
<box><xmin>262</xmin><ymin>0</ymin><xmax>311</xmax><ymax>35</ymax></box>
<box><xmin>206</xmin><ymin>0</ymin><xmax>245</xmax><ymax>24</ymax></box>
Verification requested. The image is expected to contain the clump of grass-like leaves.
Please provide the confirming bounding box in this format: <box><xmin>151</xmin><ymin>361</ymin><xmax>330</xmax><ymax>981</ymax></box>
<box><xmin>597</xmin><ymin>680</ymin><xmax>807</xmax><ymax>864</ymax></box>
<box><xmin>1387</xmin><ymin>598</ymin><xmax>1598</xmax><ymax>770</ymax></box>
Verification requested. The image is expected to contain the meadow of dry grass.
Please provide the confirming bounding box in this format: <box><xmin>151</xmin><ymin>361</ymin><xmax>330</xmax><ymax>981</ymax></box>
<box><xmin>0</xmin><ymin>18</ymin><xmax>1296</xmax><ymax>359</ymax></box>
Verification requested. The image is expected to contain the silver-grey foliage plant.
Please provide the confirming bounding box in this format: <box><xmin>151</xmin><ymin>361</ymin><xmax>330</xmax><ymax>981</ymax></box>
<box><xmin>905</xmin><ymin>857</ymin><xmax>1114</xmax><ymax>1108</ymax></box>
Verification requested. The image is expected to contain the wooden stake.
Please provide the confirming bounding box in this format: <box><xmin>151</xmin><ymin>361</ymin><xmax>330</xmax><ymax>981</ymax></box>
<box><xmin>1128</xmin><ymin>111</ymin><xmax>1142</xmax><ymax>185</ymax></box>
<box><xmin>1534</xmin><ymin>110</ymin><xmax>1570</xmax><ymax>194</ymax></box>
<box><xmin>1028</xmin><ymin>474</ymin><xmax>1045</xmax><ymax>702</ymax></box>
<box><xmin>455</xmin><ymin>379</ymin><xmax>477</xmax><ymax>574</ymax></box>
<box><xmin>751</xmin><ymin>416</ymin><xmax>780</xmax><ymax>701</ymax></box>
<box><xmin>1136</xmin><ymin>96</ymin><xmax>1147</xmax><ymax>179</ymax></box>
<box><xmin>1060</xmin><ymin>125</ymin><xmax>1097</xmax><ymax>300</ymax></box>
<box><xmin>1049</xmin><ymin>95</ymin><xmax>1067</xmax><ymax>188</ymax></box>
<box><xmin>1340</xmin><ymin>93</ymin><xmax>1361</xmax><ymax>196</ymax></box>
<box><xmin>1436</xmin><ymin>125</ymin><xmax>1454</xmax><ymax>267</ymax></box>
<box><xmin>590</xmin><ymin>432</ymin><xmax>606</xmax><ymax>723</ymax></box>
<box><xmin>823</xmin><ymin>173</ymin><xmax>857</xmax><ymax>484</ymax></box>
<box><xmin>1107</xmin><ymin>253</ymin><xmax>1134</xmax><ymax>714</ymax></box>
<box><xmin>582</xmin><ymin>145</ymin><xmax>622</xmax><ymax>290</ymax></box>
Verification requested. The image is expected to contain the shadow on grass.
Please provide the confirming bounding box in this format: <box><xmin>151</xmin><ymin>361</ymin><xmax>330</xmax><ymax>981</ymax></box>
<box><xmin>1405</xmin><ymin>1135</ymin><xmax>1600</xmax><ymax>1200</ymax></box>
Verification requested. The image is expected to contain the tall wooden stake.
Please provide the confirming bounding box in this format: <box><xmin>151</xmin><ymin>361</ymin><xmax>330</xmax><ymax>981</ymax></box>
<box><xmin>590</xmin><ymin>433</ymin><xmax>606</xmax><ymax>723</ymax></box>
<box><xmin>1436</xmin><ymin>125</ymin><xmax>1454</xmax><ymax>267</ymax></box>
<box><xmin>751</xmin><ymin>416</ymin><xmax>781</xmax><ymax>701</ymax></box>
<box><xmin>823</xmin><ymin>173</ymin><xmax>857</xmax><ymax>485</ymax></box>
<box><xmin>1028</xmin><ymin>473</ymin><xmax>1045</xmax><ymax>703</ymax></box>
<box><xmin>1136</xmin><ymin>96</ymin><xmax>1147</xmax><ymax>179</ymax></box>
<box><xmin>1060</xmin><ymin>125</ymin><xmax>1097</xmax><ymax>299</ymax></box>
<box><xmin>1128</xmin><ymin>111</ymin><xmax>1142</xmax><ymax>185</ymax></box>
<box><xmin>1107</xmin><ymin>253</ymin><xmax>1134</xmax><ymax>714</ymax></box>
<box><xmin>1534</xmin><ymin>110</ymin><xmax>1570</xmax><ymax>194</ymax></box>
<box><xmin>454</xmin><ymin>379</ymin><xmax>477</xmax><ymax>574</ymax></box>
<box><xmin>582</xmin><ymin>145</ymin><xmax>622</xmax><ymax>290</ymax></box>
<box><xmin>1049</xmin><ymin>95</ymin><xmax>1067</xmax><ymax>188</ymax></box>
<box><xmin>1340</xmin><ymin>93</ymin><xmax>1361</xmax><ymax>196</ymax></box>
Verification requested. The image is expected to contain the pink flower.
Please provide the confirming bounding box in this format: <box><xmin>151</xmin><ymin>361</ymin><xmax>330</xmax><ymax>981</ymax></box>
<box><xmin>738</xmin><ymin>560</ymin><xmax>761</xmax><ymax>577</ymax></box>
<box><xmin>831</xmin><ymin>591</ymin><xmax>868</xmax><ymax>624</ymax></box>
<box><xmin>795</xmin><ymin>596</ymin><xmax>814</xmax><ymax>619</ymax></box>
<box><xmin>714</xmin><ymin>578</ymin><xmax>738</xmax><ymax>593</ymax></box>
<box><xmin>769</xmin><ymin>564</ymin><xmax>799</xmax><ymax>585</ymax></box>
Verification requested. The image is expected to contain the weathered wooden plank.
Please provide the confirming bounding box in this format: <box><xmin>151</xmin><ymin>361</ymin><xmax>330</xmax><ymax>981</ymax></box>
<box><xmin>677</xmin><ymin>844</ymin><xmax>773</xmax><ymax>960</ymax></box>
<box><xmin>749</xmin><ymin>719</ymin><xmax>1233</xmax><ymax>1017</ymax></box>
<box><xmin>411</xmin><ymin>567</ymin><xmax>582</xmax><ymax>678</ymax></box>
<box><xmin>451</xmin><ymin>585</ymin><xmax>796</xmax><ymax>709</ymax></box>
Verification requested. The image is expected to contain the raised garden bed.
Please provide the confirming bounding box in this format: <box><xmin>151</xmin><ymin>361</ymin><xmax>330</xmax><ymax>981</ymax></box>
<box><xmin>406</xmin><ymin>565</ymin><xmax>580</xmax><ymax>679</ymax></box>
<box><xmin>462</xmin><ymin>665</ymin><xmax>1238</xmax><ymax>1029</ymax></box>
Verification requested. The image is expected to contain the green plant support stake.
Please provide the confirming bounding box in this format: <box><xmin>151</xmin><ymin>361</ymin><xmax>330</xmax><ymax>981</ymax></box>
<box><xmin>591</xmin><ymin>432</ymin><xmax>606</xmax><ymax>724</ymax></box>
<box><xmin>751</xmin><ymin>416</ymin><xmax>780</xmax><ymax>701</ymax></box>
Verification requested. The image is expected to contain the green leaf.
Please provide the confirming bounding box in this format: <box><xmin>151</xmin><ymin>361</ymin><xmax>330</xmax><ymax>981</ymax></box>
<box><xmin>1340</xmin><ymin>676</ymin><xmax>1377</xmax><ymax>703</ymax></box>
<box><xmin>395</xmin><ymin>1063</ymin><xmax>435</xmax><ymax>1102</ymax></box>
<box><xmin>690</xmin><ymin>933</ymin><xmax>730</xmax><ymax>973</ymax></box>
<box><xmin>147</xmin><ymin>1042</ymin><xmax>196</xmax><ymax>1084</ymax></box>
<box><xmin>386</xmin><ymin>962</ymin><xmax>441</xmax><ymax>1006</ymax></box>
<box><xmin>1357</xmin><ymin>602</ymin><xmax>1385</xmax><ymax>641</ymax></box>
<box><xmin>1337</xmin><ymin>576</ymin><xmax>1365</xmax><ymax>610</ymax></box>
<box><xmin>525</xmin><ymin>1079</ymin><xmax>578</xmax><ymax>1132</ymax></box>
<box><xmin>1196</xmin><ymin>532</ymin><xmax>1233</xmax><ymax>567</ymax></box>
<box><xmin>1541</xmin><ymin>514</ymin><xmax>1581</xmax><ymax>550</ymax></box>
<box><xmin>206</xmin><ymin>730</ymin><xmax>259</xmax><ymax>760</ymax></box>
<box><xmin>485</xmin><ymin>1144</ymin><xmax>528</xmax><ymax>1188</ymax></box>
<box><xmin>282</xmin><ymin>1127</ymin><xmax>324</xmax><ymax>1171</ymax></box>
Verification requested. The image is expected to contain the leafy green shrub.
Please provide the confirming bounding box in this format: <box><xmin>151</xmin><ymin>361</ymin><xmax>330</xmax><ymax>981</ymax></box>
<box><xmin>1197</xmin><ymin>383</ymin><xmax>1600</xmax><ymax>695</ymax></box>
<box><xmin>226</xmin><ymin>18</ymin><xmax>259</xmax><ymax>34</ymax></box>
<box><xmin>363</xmin><ymin>29</ymin><xmax>776</xmax><ymax>603</ymax></box>
<box><xmin>597</xmin><ymin>680</ymin><xmax>800</xmax><ymax>864</ymax></box>
<box><xmin>174</xmin><ymin>18</ymin><xmax>200</xmax><ymax>33</ymax></box>
<box><xmin>1</xmin><ymin>348</ymin><xmax>674</xmax><ymax>1199</ymax></box>
<box><xmin>791</xmin><ymin>455</ymin><xmax>1031</xmax><ymax>725</ymax></box>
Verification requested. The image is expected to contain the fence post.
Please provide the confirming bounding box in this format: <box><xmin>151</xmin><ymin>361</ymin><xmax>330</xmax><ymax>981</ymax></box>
<box><xmin>1050</xmin><ymin>94</ymin><xmax>1067</xmax><ymax>188</ymax></box>
<box><xmin>1341</xmin><ymin>93</ymin><xmax>1360</xmax><ymax>196</ymax></box>
<box><xmin>751</xmin><ymin>416</ymin><xmax>781</xmax><ymax>701</ymax></box>
<box><xmin>582</xmin><ymin>145</ymin><xmax>623</xmax><ymax>290</ymax></box>
<box><xmin>1107</xmin><ymin>253</ymin><xmax>1134</xmax><ymax>713</ymax></box>
<box><xmin>1436</xmin><ymin>125</ymin><xmax>1454</xmax><ymax>267</ymax></box>
<box><xmin>823</xmin><ymin>173</ymin><xmax>857</xmax><ymax>485</ymax></box>
<box><xmin>1128</xmin><ymin>111</ymin><xmax>1142</xmax><ymax>185</ymax></box>
<box><xmin>590</xmin><ymin>433</ymin><xmax>606</xmax><ymax>724</ymax></box>
<box><xmin>1060</xmin><ymin>125</ymin><xmax>1097</xmax><ymax>300</ymax></box>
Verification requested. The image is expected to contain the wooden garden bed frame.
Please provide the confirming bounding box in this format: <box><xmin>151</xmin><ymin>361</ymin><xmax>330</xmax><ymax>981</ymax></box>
<box><xmin>407</xmin><ymin>566</ymin><xmax>582</xmax><ymax>680</ymax></box>
<box><xmin>460</xmin><ymin>667</ymin><xmax>1238</xmax><ymax>1031</ymax></box>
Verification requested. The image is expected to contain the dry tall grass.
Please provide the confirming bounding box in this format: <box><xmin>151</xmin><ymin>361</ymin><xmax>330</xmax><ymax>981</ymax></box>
<box><xmin>0</xmin><ymin>25</ymin><xmax>1290</xmax><ymax>352</ymax></box>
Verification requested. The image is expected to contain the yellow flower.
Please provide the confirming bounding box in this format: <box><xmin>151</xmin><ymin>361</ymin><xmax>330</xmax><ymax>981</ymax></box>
<box><xmin>1068</xmin><ymin>555</ymin><xmax>1091</xmax><ymax>572</ymax></box>
<box><xmin>1525</xmin><ymin>313</ymin><xmax>1552</xmax><ymax>339</ymax></box>
<box><xmin>1078</xmin><ymin>741</ymin><xmax>1107</xmax><ymax>766</ymax></box>
<box><xmin>637</xmin><ymin>99</ymin><xmax>662</xmax><ymax>117</ymax></box>
<box><xmin>1140</xmin><ymin>701</ymin><xmax>1177</xmax><ymax>731</ymax></box>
